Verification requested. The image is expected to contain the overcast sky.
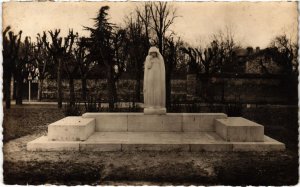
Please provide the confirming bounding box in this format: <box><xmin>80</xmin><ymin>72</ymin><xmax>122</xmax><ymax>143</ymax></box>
<box><xmin>3</xmin><ymin>2</ymin><xmax>298</xmax><ymax>48</ymax></box>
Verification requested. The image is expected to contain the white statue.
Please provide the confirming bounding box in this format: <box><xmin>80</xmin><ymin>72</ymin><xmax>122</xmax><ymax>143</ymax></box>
<box><xmin>143</xmin><ymin>47</ymin><xmax>166</xmax><ymax>115</ymax></box>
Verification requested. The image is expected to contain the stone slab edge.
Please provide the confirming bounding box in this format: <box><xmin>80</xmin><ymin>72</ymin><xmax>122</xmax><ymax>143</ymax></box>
<box><xmin>27</xmin><ymin>135</ymin><xmax>285</xmax><ymax>152</ymax></box>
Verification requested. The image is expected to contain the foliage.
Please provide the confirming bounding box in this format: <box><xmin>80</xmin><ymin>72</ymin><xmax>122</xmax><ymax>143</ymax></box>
<box><xmin>84</xmin><ymin>6</ymin><xmax>128</xmax><ymax>111</ymax></box>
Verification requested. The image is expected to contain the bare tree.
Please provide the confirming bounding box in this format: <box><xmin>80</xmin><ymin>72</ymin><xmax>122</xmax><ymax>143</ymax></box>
<box><xmin>180</xmin><ymin>47</ymin><xmax>200</xmax><ymax>74</ymax></box>
<box><xmin>34</xmin><ymin>32</ymin><xmax>54</xmax><ymax>101</ymax></box>
<box><xmin>43</xmin><ymin>29</ymin><xmax>74</xmax><ymax>108</ymax></box>
<box><xmin>3</xmin><ymin>26</ymin><xmax>22</xmax><ymax>108</ymax></box>
<box><xmin>143</xmin><ymin>2</ymin><xmax>179</xmax><ymax>108</ymax></box>
<box><xmin>125</xmin><ymin>14</ymin><xmax>149</xmax><ymax>102</ymax></box>
<box><xmin>269</xmin><ymin>34</ymin><xmax>298</xmax><ymax>75</ymax></box>
<box><xmin>164</xmin><ymin>37</ymin><xmax>183</xmax><ymax>106</ymax></box>
<box><xmin>15</xmin><ymin>36</ymin><xmax>35</xmax><ymax>105</ymax></box>
<box><xmin>62</xmin><ymin>30</ymin><xmax>78</xmax><ymax>106</ymax></box>
<box><xmin>148</xmin><ymin>2</ymin><xmax>178</xmax><ymax>55</ymax></box>
<box><xmin>74</xmin><ymin>36</ymin><xmax>94</xmax><ymax>101</ymax></box>
<box><xmin>136</xmin><ymin>3</ymin><xmax>151</xmax><ymax>49</ymax></box>
<box><xmin>209</xmin><ymin>26</ymin><xmax>240</xmax><ymax>74</ymax></box>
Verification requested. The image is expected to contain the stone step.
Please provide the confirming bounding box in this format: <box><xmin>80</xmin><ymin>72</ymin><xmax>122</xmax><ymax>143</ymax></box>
<box><xmin>82</xmin><ymin>113</ymin><xmax>227</xmax><ymax>132</ymax></box>
<box><xmin>215</xmin><ymin>117</ymin><xmax>264</xmax><ymax>142</ymax></box>
<box><xmin>27</xmin><ymin>132</ymin><xmax>285</xmax><ymax>152</ymax></box>
<box><xmin>48</xmin><ymin>117</ymin><xmax>95</xmax><ymax>141</ymax></box>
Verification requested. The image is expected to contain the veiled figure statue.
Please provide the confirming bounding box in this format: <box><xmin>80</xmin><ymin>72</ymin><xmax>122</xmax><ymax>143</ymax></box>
<box><xmin>143</xmin><ymin>47</ymin><xmax>166</xmax><ymax>115</ymax></box>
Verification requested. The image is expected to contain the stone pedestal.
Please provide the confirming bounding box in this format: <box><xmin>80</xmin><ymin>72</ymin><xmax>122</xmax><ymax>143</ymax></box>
<box><xmin>48</xmin><ymin>117</ymin><xmax>95</xmax><ymax>141</ymax></box>
<box><xmin>144</xmin><ymin>107</ymin><xmax>166</xmax><ymax>115</ymax></box>
<box><xmin>215</xmin><ymin>117</ymin><xmax>264</xmax><ymax>142</ymax></box>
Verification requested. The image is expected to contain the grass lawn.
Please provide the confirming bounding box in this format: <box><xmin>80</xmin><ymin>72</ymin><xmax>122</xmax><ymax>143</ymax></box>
<box><xmin>3</xmin><ymin>104</ymin><xmax>299</xmax><ymax>185</ymax></box>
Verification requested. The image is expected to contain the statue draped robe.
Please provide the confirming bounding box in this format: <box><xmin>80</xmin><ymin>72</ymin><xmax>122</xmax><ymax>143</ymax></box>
<box><xmin>143</xmin><ymin>47</ymin><xmax>166</xmax><ymax>109</ymax></box>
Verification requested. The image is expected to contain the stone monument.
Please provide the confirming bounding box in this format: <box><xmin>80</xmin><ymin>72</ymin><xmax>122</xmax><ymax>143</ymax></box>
<box><xmin>26</xmin><ymin>46</ymin><xmax>285</xmax><ymax>152</ymax></box>
<box><xmin>143</xmin><ymin>47</ymin><xmax>166</xmax><ymax>115</ymax></box>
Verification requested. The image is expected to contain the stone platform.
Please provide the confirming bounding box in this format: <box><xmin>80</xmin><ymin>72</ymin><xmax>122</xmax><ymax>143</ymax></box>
<box><xmin>81</xmin><ymin>113</ymin><xmax>227</xmax><ymax>132</ymax></box>
<box><xmin>27</xmin><ymin>113</ymin><xmax>285</xmax><ymax>152</ymax></box>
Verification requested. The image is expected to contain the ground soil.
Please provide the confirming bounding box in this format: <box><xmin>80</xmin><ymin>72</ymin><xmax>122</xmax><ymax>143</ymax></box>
<box><xmin>2</xmin><ymin>104</ymin><xmax>299</xmax><ymax>185</ymax></box>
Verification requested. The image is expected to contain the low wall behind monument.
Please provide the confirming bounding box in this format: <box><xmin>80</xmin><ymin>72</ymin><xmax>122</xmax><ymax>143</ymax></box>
<box><xmin>38</xmin><ymin>77</ymin><xmax>297</xmax><ymax>104</ymax></box>
<box><xmin>40</xmin><ymin>79</ymin><xmax>186</xmax><ymax>102</ymax></box>
<box><xmin>197</xmin><ymin>76</ymin><xmax>297</xmax><ymax>104</ymax></box>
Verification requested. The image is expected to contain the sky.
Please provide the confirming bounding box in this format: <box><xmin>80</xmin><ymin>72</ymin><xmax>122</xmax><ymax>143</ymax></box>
<box><xmin>3</xmin><ymin>2</ymin><xmax>298</xmax><ymax>48</ymax></box>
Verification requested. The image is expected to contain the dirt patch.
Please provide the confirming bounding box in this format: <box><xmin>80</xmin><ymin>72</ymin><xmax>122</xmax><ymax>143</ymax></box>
<box><xmin>3</xmin><ymin>133</ymin><xmax>298</xmax><ymax>185</ymax></box>
<box><xmin>3</xmin><ymin>105</ymin><xmax>64</xmax><ymax>142</ymax></box>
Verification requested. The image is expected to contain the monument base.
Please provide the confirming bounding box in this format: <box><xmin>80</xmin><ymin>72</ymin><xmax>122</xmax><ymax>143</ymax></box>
<box><xmin>26</xmin><ymin>113</ymin><xmax>286</xmax><ymax>152</ymax></box>
<box><xmin>27</xmin><ymin>132</ymin><xmax>285</xmax><ymax>152</ymax></box>
<box><xmin>144</xmin><ymin>107</ymin><xmax>166</xmax><ymax>115</ymax></box>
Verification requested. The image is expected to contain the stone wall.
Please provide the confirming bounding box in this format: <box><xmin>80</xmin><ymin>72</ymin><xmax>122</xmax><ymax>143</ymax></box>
<box><xmin>197</xmin><ymin>77</ymin><xmax>297</xmax><ymax>104</ymax></box>
<box><xmin>32</xmin><ymin>77</ymin><xmax>296</xmax><ymax>104</ymax></box>
<box><xmin>39</xmin><ymin>79</ymin><xmax>187</xmax><ymax>101</ymax></box>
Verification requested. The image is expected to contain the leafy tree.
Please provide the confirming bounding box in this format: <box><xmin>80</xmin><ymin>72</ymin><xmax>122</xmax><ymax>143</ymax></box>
<box><xmin>85</xmin><ymin>6</ymin><xmax>128</xmax><ymax>110</ymax></box>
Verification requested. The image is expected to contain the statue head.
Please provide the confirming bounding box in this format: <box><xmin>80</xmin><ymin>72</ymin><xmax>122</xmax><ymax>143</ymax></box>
<box><xmin>148</xmin><ymin>47</ymin><xmax>160</xmax><ymax>59</ymax></box>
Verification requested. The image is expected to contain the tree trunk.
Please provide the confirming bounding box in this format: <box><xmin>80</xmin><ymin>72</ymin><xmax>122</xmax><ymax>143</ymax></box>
<box><xmin>4</xmin><ymin>71</ymin><xmax>12</xmax><ymax>109</ymax></box>
<box><xmin>221</xmin><ymin>79</ymin><xmax>225</xmax><ymax>103</ymax></box>
<box><xmin>57</xmin><ymin>60</ymin><xmax>62</xmax><ymax>108</ymax></box>
<box><xmin>165</xmin><ymin>70</ymin><xmax>171</xmax><ymax>110</ymax></box>
<box><xmin>107</xmin><ymin>68</ymin><xmax>115</xmax><ymax>111</ymax></box>
<box><xmin>112</xmin><ymin>80</ymin><xmax>117</xmax><ymax>107</ymax></box>
<box><xmin>81</xmin><ymin>77</ymin><xmax>87</xmax><ymax>101</ymax></box>
<box><xmin>135</xmin><ymin>72</ymin><xmax>141</xmax><ymax>102</ymax></box>
<box><xmin>15</xmin><ymin>71</ymin><xmax>23</xmax><ymax>105</ymax></box>
<box><xmin>158</xmin><ymin>34</ymin><xmax>163</xmax><ymax>55</ymax></box>
<box><xmin>38</xmin><ymin>79</ymin><xmax>44</xmax><ymax>101</ymax></box>
<box><xmin>69</xmin><ymin>77</ymin><xmax>75</xmax><ymax>106</ymax></box>
<box><xmin>13</xmin><ymin>78</ymin><xmax>16</xmax><ymax>100</ymax></box>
